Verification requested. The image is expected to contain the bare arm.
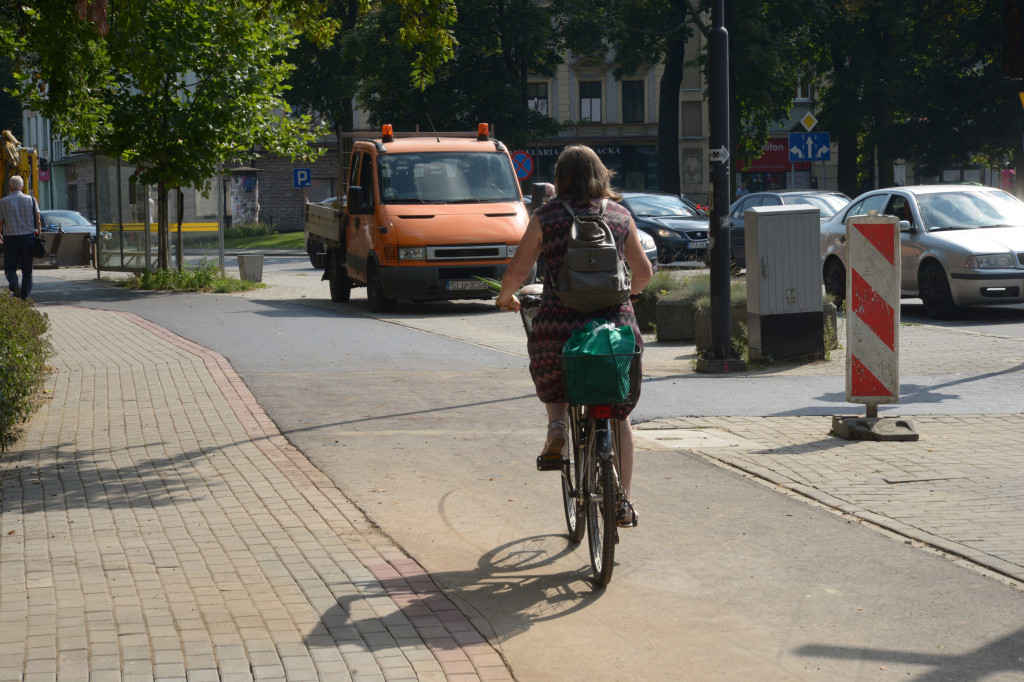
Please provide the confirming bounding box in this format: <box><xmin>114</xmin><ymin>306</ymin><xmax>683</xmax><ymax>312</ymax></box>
<box><xmin>496</xmin><ymin>212</ymin><xmax>542</xmax><ymax>312</ymax></box>
<box><xmin>623</xmin><ymin>217</ymin><xmax>653</xmax><ymax>295</ymax></box>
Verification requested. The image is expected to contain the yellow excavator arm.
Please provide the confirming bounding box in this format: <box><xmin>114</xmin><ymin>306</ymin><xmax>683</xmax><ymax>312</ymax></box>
<box><xmin>2</xmin><ymin>130</ymin><xmax>39</xmax><ymax>200</ymax></box>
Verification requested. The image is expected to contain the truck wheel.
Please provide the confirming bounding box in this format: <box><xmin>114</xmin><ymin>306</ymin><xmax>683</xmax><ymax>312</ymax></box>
<box><xmin>327</xmin><ymin>250</ymin><xmax>351</xmax><ymax>302</ymax></box>
<box><xmin>366</xmin><ymin>262</ymin><xmax>397</xmax><ymax>313</ymax></box>
<box><xmin>307</xmin><ymin>237</ymin><xmax>325</xmax><ymax>269</ymax></box>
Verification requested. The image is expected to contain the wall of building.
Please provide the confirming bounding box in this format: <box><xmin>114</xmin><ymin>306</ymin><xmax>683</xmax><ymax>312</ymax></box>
<box><xmin>251</xmin><ymin>148</ymin><xmax>340</xmax><ymax>232</ymax></box>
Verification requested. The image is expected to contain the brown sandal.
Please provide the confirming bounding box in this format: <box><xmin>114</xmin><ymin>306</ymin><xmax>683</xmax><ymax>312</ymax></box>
<box><xmin>536</xmin><ymin>421</ymin><xmax>566</xmax><ymax>471</ymax></box>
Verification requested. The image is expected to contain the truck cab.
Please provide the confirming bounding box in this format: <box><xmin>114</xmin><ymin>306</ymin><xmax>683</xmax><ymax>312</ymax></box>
<box><xmin>319</xmin><ymin>124</ymin><xmax>530</xmax><ymax>312</ymax></box>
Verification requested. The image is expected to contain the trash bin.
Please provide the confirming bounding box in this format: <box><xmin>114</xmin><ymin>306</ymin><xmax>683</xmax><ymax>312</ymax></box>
<box><xmin>237</xmin><ymin>254</ymin><xmax>264</xmax><ymax>282</ymax></box>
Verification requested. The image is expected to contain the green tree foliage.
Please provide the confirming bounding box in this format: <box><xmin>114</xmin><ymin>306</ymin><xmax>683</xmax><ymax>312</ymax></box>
<box><xmin>809</xmin><ymin>0</ymin><xmax>1020</xmax><ymax>195</ymax></box>
<box><xmin>350</xmin><ymin>0</ymin><xmax>561</xmax><ymax>148</ymax></box>
<box><xmin>726</xmin><ymin>0</ymin><xmax>819</xmax><ymax>167</ymax></box>
<box><xmin>2</xmin><ymin>0</ymin><xmax>336</xmax><ymax>268</ymax></box>
<box><xmin>0</xmin><ymin>57</ymin><xmax>21</xmax><ymax>138</ymax></box>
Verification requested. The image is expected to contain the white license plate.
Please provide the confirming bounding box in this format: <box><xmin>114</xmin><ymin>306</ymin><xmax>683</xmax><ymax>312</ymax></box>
<box><xmin>445</xmin><ymin>280</ymin><xmax>489</xmax><ymax>291</ymax></box>
<box><xmin>689</xmin><ymin>240</ymin><xmax>709</xmax><ymax>249</ymax></box>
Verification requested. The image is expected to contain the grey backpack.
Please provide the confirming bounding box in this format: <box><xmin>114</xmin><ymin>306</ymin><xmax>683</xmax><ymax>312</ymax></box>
<box><xmin>555</xmin><ymin>199</ymin><xmax>631</xmax><ymax>312</ymax></box>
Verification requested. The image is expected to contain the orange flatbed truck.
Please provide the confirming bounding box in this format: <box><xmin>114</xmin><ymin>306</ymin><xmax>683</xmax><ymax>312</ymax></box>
<box><xmin>305</xmin><ymin>124</ymin><xmax>531</xmax><ymax>312</ymax></box>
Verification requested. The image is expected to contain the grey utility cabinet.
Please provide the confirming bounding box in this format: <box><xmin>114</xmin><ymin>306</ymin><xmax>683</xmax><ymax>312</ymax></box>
<box><xmin>745</xmin><ymin>204</ymin><xmax>824</xmax><ymax>361</ymax></box>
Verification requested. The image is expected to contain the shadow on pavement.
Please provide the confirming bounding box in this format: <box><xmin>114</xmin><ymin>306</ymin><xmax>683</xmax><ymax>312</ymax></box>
<box><xmin>796</xmin><ymin>626</ymin><xmax>1024</xmax><ymax>680</ymax></box>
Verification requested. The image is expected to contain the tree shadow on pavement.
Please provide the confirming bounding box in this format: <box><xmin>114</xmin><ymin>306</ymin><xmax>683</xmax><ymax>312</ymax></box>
<box><xmin>796</xmin><ymin>626</ymin><xmax>1024</xmax><ymax>680</ymax></box>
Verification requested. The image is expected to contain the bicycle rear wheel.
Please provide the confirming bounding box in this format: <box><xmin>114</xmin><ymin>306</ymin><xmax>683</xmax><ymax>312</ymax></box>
<box><xmin>561</xmin><ymin>406</ymin><xmax>585</xmax><ymax>543</ymax></box>
<box><xmin>586</xmin><ymin>419</ymin><xmax>618</xmax><ymax>586</ymax></box>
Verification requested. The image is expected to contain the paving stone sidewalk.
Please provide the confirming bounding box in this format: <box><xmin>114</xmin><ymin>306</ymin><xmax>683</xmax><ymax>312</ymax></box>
<box><xmin>635</xmin><ymin>414</ymin><xmax>1024</xmax><ymax>585</ymax></box>
<box><xmin>0</xmin><ymin>306</ymin><xmax>513</xmax><ymax>682</ymax></box>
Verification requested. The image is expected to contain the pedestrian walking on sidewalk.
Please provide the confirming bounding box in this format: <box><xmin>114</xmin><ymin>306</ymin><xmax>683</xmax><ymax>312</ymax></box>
<box><xmin>0</xmin><ymin>175</ymin><xmax>41</xmax><ymax>300</ymax></box>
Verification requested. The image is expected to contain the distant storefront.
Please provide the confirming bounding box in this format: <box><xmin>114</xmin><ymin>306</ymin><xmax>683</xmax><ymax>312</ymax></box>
<box><xmin>526</xmin><ymin>141</ymin><xmax>659</xmax><ymax>192</ymax></box>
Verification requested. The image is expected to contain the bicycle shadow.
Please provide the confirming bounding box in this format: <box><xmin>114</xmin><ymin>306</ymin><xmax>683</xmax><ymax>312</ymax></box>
<box><xmin>302</xmin><ymin>534</ymin><xmax>606</xmax><ymax>658</ymax></box>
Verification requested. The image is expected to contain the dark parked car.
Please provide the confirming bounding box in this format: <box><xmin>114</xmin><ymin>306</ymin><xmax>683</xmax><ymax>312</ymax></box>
<box><xmin>620</xmin><ymin>191</ymin><xmax>709</xmax><ymax>263</ymax></box>
<box><xmin>729</xmin><ymin>190</ymin><xmax>850</xmax><ymax>268</ymax></box>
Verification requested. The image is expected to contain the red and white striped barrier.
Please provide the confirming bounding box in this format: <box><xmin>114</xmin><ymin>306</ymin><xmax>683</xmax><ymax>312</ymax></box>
<box><xmin>846</xmin><ymin>214</ymin><xmax>900</xmax><ymax>411</ymax></box>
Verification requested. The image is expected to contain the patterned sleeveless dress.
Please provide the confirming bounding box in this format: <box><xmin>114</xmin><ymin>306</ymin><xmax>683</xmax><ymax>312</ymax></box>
<box><xmin>527</xmin><ymin>197</ymin><xmax>643</xmax><ymax>417</ymax></box>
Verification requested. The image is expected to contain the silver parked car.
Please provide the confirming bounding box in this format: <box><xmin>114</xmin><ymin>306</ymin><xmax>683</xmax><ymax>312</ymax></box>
<box><xmin>820</xmin><ymin>184</ymin><xmax>1024</xmax><ymax>317</ymax></box>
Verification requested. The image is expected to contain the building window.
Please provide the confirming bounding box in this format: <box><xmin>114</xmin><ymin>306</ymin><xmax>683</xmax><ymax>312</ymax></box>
<box><xmin>527</xmin><ymin>82</ymin><xmax>548</xmax><ymax>116</ymax></box>
<box><xmin>66</xmin><ymin>184</ymin><xmax>78</xmax><ymax>211</ymax></box>
<box><xmin>622</xmin><ymin>80</ymin><xmax>644</xmax><ymax>123</ymax></box>
<box><xmin>580</xmin><ymin>81</ymin><xmax>602</xmax><ymax>123</ymax></box>
<box><xmin>794</xmin><ymin>81</ymin><xmax>815</xmax><ymax>102</ymax></box>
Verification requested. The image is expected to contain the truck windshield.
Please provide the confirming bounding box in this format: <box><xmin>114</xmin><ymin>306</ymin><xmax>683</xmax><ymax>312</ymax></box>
<box><xmin>378</xmin><ymin>152</ymin><xmax>521</xmax><ymax>204</ymax></box>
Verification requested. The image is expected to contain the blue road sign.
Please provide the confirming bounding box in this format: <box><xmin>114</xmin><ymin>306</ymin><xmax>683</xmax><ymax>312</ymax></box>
<box><xmin>293</xmin><ymin>168</ymin><xmax>312</xmax><ymax>188</ymax></box>
<box><xmin>788</xmin><ymin>133</ymin><xmax>831</xmax><ymax>162</ymax></box>
<box><xmin>511</xmin><ymin>151</ymin><xmax>534</xmax><ymax>180</ymax></box>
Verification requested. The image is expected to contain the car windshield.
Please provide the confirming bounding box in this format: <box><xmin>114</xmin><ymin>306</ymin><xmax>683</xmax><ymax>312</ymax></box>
<box><xmin>378</xmin><ymin>152</ymin><xmax>521</xmax><ymax>204</ymax></box>
<box><xmin>624</xmin><ymin>194</ymin><xmax>699</xmax><ymax>218</ymax></box>
<box><xmin>917</xmin><ymin>190</ymin><xmax>1024</xmax><ymax>231</ymax></box>
<box><xmin>41</xmin><ymin>211</ymin><xmax>92</xmax><ymax>227</ymax></box>
<box><xmin>784</xmin><ymin>194</ymin><xmax>849</xmax><ymax>217</ymax></box>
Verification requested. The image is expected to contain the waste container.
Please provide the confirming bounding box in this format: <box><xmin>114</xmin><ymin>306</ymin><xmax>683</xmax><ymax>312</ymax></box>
<box><xmin>237</xmin><ymin>254</ymin><xmax>264</xmax><ymax>282</ymax></box>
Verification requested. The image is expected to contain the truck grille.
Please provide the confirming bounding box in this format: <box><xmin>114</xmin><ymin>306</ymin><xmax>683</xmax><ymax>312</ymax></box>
<box><xmin>427</xmin><ymin>244</ymin><xmax>507</xmax><ymax>261</ymax></box>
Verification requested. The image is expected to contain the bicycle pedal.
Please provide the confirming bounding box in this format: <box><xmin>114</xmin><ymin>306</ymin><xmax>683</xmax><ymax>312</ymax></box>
<box><xmin>536</xmin><ymin>454</ymin><xmax>565</xmax><ymax>471</ymax></box>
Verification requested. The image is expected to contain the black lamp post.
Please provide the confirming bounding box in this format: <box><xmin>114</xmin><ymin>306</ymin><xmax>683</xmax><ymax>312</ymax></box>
<box><xmin>697</xmin><ymin>0</ymin><xmax>746</xmax><ymax>373</ymax></box>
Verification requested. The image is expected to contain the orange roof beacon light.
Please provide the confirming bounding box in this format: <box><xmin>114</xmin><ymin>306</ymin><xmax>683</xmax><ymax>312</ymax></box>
<box><xmin>381</xmin><ymin>124</ymin><xmax>394</xmax><ymax>143</ymax></box>
<box><xmin>477</xmin><ymin>123</ymin><xmax>489</xmax><ymax>141</ymax></box>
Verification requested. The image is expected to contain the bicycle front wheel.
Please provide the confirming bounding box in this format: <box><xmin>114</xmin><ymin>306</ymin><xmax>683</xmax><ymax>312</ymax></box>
<box><xmin>586</xmin><ymin>420</ymin><xmax>618</xmax><ymax>586</ymax></box>
<box><xmin>561</xmin><ymin>406</ymin><xmax>585</xmax><ymax>543</ymax></box>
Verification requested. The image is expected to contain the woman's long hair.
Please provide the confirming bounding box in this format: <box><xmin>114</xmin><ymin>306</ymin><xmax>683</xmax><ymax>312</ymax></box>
<box><xmin>554</xmin><ymin>145</ymin><xmax>621</xmax><ymax>203</ymax></box>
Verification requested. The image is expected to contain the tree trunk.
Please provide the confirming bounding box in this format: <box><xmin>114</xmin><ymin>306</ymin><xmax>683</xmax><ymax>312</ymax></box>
<box><xmin>835</xmin><ymin>128</ymin><xmax>859</xmax><ymax>198</ymax></box>
<box><xmin>175</xmin><ymin>188</ymin><xmax>184</xmax><ymax>272</ymax></box>
<box><xmin>335</xmin><ymin>99</ymin><xmax>355</xmax><ymax>200</ymax></box>
<box><xmin>157</xmin><ymin>180</ymin><xmax>169</xmax><ymax>270</ymax></box>
<box><xmin>658</xmin><ymin>38</ymin><xmax>685</xmax><ymax>193</ymax></box>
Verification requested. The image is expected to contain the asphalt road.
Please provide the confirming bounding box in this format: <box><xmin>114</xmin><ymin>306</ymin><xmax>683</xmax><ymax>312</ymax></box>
<box><xmin>30</xmin><ymin>257</ymin><xmax>1024</xmax><ymax>681</ymax></box>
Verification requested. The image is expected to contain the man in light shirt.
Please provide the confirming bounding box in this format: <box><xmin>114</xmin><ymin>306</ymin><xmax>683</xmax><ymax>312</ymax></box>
<box><xmin>0</xmin><ymin>175</ymin><xmax>42</xmax><ymax>300</ymax></box>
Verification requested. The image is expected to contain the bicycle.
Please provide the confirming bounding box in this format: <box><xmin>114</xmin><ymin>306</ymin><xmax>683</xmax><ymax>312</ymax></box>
<box><xmin>519</xmin><ymin>290</ymin><xmax>641</xmax><ymax>586</ymax></box>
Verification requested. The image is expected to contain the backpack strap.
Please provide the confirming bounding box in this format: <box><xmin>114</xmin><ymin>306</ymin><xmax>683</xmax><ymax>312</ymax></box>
<box><xmin>560</xmin><ymin>198</ymin><xmax>607</xmax><ymax>218</ymax></box>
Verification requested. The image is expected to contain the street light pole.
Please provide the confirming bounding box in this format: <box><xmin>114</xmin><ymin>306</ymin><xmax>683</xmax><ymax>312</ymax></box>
<box><xmin>697</xmin><ymin>0</ymin><xmax>745</xmax><ymax>373</ymax></box>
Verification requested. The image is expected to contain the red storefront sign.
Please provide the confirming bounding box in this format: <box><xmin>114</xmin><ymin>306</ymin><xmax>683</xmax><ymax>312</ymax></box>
<box><xmin>736</xmin><ymin>137</ymin><xmax>793</xmax><ymax>172</ymax></box>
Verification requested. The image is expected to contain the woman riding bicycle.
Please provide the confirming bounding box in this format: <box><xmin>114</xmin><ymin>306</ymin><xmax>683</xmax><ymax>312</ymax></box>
<box><xmin>496</xmin><ymin>145</ymin><xmax>653</xmax><ymax>527</ymax></box>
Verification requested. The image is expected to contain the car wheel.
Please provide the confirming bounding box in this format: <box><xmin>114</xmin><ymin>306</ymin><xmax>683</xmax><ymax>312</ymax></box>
<box><xmin>367</xmin><ymin>261</ymin><xmax>397</xmax><ymax>313</ymax></box>
<box><xmin>823</xmin><ymin>257</ymin><xmax>846</xmax><ymax>304</ymax></box>
<box><xmin>919</xmin><ymin>261</ymin><xmax>956</xmax><ymax>319</ymax></box>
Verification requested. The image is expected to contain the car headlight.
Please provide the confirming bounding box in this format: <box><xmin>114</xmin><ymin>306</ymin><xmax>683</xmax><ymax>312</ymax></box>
<box><xmin>507</xmin><ymin>244</ymin><xmax>518</xmax><ymax>258</ymax></box>
<box><xmin>965</xmin><ymin>254</ymin><xmax>1015</xmax><ymax>268</ymax></box>
<box><xmin>398</xmin><ymin>247</ymin><xmax>426</xmax><ymax>260</ymax></box>
<box><xmin>654</xmin><ymin>228</ymin><xmax>676</xmax><ymax>239</ymax></box>
<box><xmin>637</xmin><ymin>231</ymin><xmax>656</xmax><ymax>250</ymax></box>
